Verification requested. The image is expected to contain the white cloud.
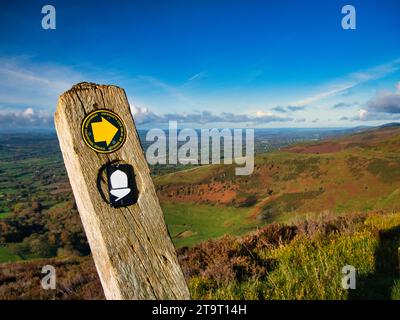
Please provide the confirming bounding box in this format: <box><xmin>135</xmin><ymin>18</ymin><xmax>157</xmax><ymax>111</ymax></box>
<box><xmin>23</xmin><ymin>107</ymin><xmax>34</xmax><ymax>116</ymax></box>
<box><xmin>127</xmin><ymin>103</ymin><xmax>292</xmax><ymax>125</ymax></box>
<box><xmin>358</xmin><ymin>109</ymin><xmax>368</xmax><ymax>120</ymax></box>
<box><xmin>3</xmin><ymin>55</ymin><xmax>399</xmax><ymax>128</ymax></box>
<box><xmin>349</xmin><ymin>110</ymin><xmax>400</xmax><ymax>121</ymax></box>
<box><xmin>0</xmin><ymin>107</ymin><xmax>53</xmax><ymax>127</ymax></box>
<box><xmin>338</xmin><ymin>82</ymin><xmax>400</xmax><ymax>122</ymax></box>
<box><xmin>255</xmin><ymin>110</ymin><xmax>273</xmax><ymax>117</ymax></box>
<box><xmin>365</xmin><ymin>90</ymin><xmax>400</xmax><ymax>114</ymax></box>
<box><xmin>129</xmin><ymin>102</ymin><xmax>160</xmax><ymax>124</ymax></box>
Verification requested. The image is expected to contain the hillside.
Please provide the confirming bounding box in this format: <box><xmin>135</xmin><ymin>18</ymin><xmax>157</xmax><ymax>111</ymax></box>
<box><xmin>184</xmin><ymin>211</ymin><xmax>400</xmax><ymax>299</ymax></box>
<box><xmin>1</xmin><ymin>125</ymin><xmax>400</xmax><ymax>299</ymax></box>
<box><xmin>2</xmin><ymin>125</ymin><xmax>400</xmax><ymax>252</ymax></box>
<box><xmin>1</xmin><ymin>211</ymin><xmax>399</xmax><ymax>300</ymax></box>
<box><xmin>157</xmin><ymin>125</ymin><xmax>400</xmax><ymax>246</ymax></box>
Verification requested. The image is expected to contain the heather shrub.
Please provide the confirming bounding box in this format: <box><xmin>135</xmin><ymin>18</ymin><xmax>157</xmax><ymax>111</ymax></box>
<box><xmin>184</xmin><ymin>212</ymin><xmax>400</xmax><ymax>300</ymax></box>
<box><xmin>0</xmin><ymin>257</ymin><xmax>104</xmax><ymax>300</ymax></box>
<box><xmin>178</xmin><ymin>235</ymin><xmax>271</xmax><ymax>284</ymax></box>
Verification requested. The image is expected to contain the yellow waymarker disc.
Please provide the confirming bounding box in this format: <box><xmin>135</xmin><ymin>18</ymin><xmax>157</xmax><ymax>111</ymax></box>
<box><xmin>81</xmin><ymin>109</ymin><xmax>126</xmax><ymax>153</ymax></box>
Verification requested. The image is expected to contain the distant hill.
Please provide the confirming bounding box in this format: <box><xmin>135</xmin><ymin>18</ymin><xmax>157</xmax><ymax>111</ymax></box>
<box><xmin>157</xmin><ymin>125</ymin><xmax>400</xmax><ymax>233</ymax></box>
<box><xmin>378</xmin><ymin>122</ymin><xmax>400</xmax><ymax>128</ymax></box>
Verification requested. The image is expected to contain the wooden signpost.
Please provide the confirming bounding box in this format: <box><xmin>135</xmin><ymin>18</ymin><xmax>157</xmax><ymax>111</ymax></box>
<box><xmin>54</xmin><ymin>82</ymin><xmax>190</xmax><ymax>300</ymax></box>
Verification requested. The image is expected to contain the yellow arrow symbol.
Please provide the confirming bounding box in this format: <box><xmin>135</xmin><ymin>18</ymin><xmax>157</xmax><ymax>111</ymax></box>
<box><xmin>91</xmin><ymin>117</ymin><xmax>118</xmax><ymax>146</ymax></box>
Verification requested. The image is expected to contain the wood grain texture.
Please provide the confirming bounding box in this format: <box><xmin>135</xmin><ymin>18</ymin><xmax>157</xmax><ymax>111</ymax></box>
<box><xmin>54</xmin><ymin>82</ymin><xmax>190</xmax><ymax>300</ymax></box>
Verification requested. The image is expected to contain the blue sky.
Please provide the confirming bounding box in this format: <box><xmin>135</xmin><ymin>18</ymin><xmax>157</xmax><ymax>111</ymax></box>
<box><xmin>0</xmin><ymin>0</ymin><xmax>400</xmax><ymax>128</ymax></box>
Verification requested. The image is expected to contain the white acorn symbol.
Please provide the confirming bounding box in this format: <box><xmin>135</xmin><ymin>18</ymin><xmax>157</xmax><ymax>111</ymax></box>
<box><xmin>110</xmin><ymin>169</ymin><xmax>131</xmax><ymax>201</ymax></box>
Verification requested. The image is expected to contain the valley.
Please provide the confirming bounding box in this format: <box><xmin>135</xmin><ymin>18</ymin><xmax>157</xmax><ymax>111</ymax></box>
<box><xmin>1</xmin><ymin>124</ymin><xmax>400</xmax><ymax>299</ymax></box>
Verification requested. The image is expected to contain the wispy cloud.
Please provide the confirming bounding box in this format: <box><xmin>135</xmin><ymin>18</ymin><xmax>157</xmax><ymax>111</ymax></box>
<box><xmin>287</xmin><ymin>105</ymin><xmax>306</xmax><ymax>112</ymax></box>
<box><xmin>3</xmin><ymin>55</ymin><xmax>400</xmax><ymax>128</ymax></box>
<box><xmin>0</xmin><ymin>57</ymin><xmax>87</xmax><ymax>110</ymax></box>
<box><xmin>293</xmin><ymin>84</ymin><xmax>357</xmax><ymax>107</ymax></box>
<box><xmin>332</xmin><ymin>101</ymin><xmax>360</xmax><ymax>109</ymax></box>
<box><xmin>271</xmin><ymin>106</ymin><xmax>287</xmax><ymax>113</ymax></box>
<box><xmin>188</xmin><ymin>71</ymin><xmax>206</xmax><ymax>81</ymax></box>
<box><xmin>137</xmin><ymin>75</ymin><xmax>197</xmax><ymax>107</ymax></box>
<box><xmin>291</xmin><ymin>58</ymin><xmax>400</xmax><ymax>107</ymax></box>
<box><xmin>272</xmin><ymin>105</ymin><xmax>306</xmax><ymax>113</ymax></box>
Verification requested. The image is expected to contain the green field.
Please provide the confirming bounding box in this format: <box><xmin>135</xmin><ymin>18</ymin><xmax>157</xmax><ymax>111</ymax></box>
<box><xmin>163</xmin><ymin>203</ymin><xmax>260</xmax><ymax>247</ymax></box>
<box><xmin>0</xmin><ymin>212</ymin><xmax>11</xmax><ymax>219</ymax></box>
<box><xmin>0</xmin><ymin>246</ymin><xmax>21</xmax><ymax>263</ymax></box>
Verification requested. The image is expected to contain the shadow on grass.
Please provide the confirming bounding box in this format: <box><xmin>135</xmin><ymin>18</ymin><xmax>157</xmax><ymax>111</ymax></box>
<box><xmin>349</xmin><ymin>226</ymin><xmax>400</xmax><ymax>300</ymax></box>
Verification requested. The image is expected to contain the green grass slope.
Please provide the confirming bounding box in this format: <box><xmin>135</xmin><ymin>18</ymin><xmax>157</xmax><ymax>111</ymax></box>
<box><xmin>162</xmin><ymin>203</ymin><xmax>258</xmax><ymax>247</ymax></box>
<box><xmin>157</xmin><ymin>126</ymin><xmax>400</xmax><ymax>238</ymax></box>
<box><xmin>185</xmin><ymin>211</ymin><xmax>400</xmax><ymax>300</ymax></box>
<box><xmin>0</xmin><ymin>246</ymin><xmax>21</xmax><ymax>263</ymax></box>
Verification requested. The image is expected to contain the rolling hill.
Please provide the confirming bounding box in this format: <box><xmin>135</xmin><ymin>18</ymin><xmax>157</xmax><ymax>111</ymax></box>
<box><xmin>1</xmin><ymin>124</ymin><xmax>400</xmax><ymax>299</ymax></box>
<box><xmin>158</xmin><ymin>124</ymin><xmax>400</xmax><ymax>246</ymax></box>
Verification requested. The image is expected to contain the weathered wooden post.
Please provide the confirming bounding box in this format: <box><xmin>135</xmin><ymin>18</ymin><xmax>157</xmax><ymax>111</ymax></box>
<box><xmin>54</xmin><ymin>82</ymin><xmax>190</xmax><ymax>300</ymax></box>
